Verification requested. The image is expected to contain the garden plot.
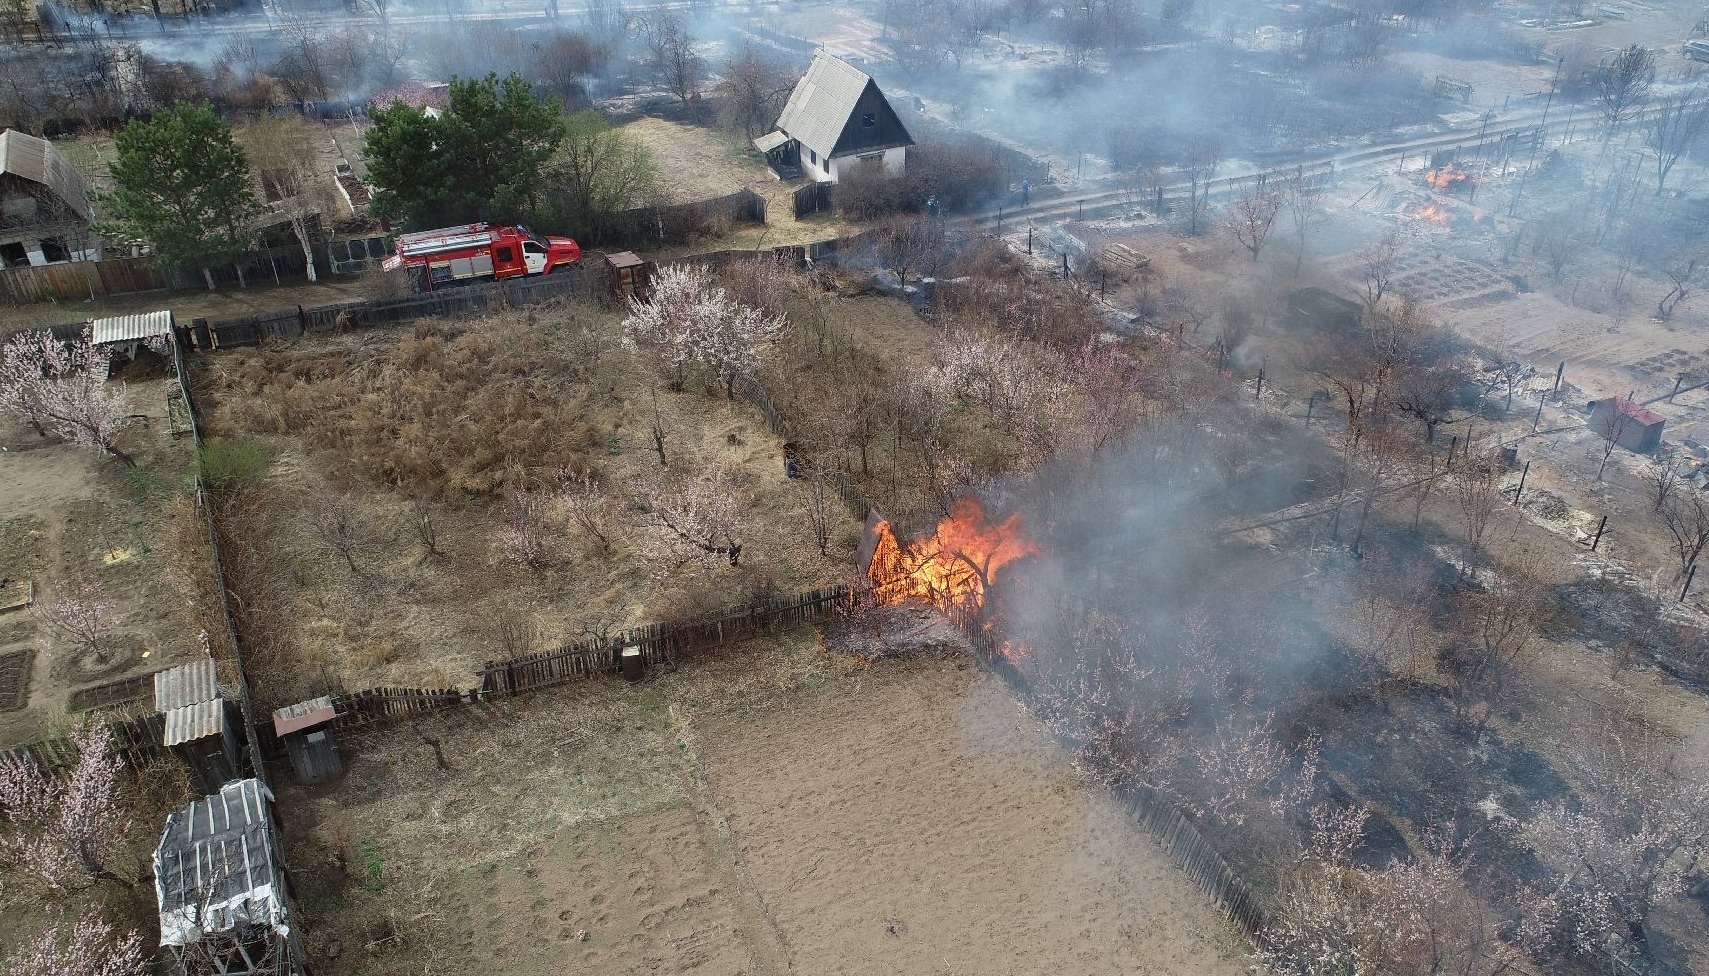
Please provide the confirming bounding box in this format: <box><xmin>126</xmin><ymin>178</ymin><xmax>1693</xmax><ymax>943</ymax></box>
<box><xmin>0</xmin><ymin>376</ymin><xmax>212</xmax><ymax>749</ymax></box>
<box><xmin>278</xmin><ymin>639</ymin><xmax>1245</xmax><ymax>976</ymax></box>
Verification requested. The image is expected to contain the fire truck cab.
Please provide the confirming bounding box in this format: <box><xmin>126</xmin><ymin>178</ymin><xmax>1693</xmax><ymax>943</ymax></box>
<box><xmin>383</xmin><ymin>222</ymin><xmax>582</xmax><ymax>292</ymax></box>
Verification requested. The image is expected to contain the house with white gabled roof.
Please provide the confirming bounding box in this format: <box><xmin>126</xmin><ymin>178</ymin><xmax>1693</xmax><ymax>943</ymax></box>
<box><xmin>754</xmin><ymin>52</ymin><xmax>914</xmax><ymax>184</ymax></box>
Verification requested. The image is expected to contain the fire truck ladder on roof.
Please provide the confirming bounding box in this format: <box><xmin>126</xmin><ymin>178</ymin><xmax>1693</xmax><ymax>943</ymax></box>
<box><xmin>395</xmin><ymin>224</ymin><xmax>493</xmax><ymax>259</ymax></box>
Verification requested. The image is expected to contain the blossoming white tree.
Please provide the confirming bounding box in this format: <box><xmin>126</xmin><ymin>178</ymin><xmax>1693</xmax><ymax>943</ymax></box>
<box><xmin>3</xmin><ymin>910</ymin><xmax>146</xmax><ymax>976</ymax></box>
<box><xmin>637</xmin><ymin>459</ymin><xmax>748</xmax><ymax>570</ymax></box>
<box><xmin>622</xmin><ymin>264</ymin><xmax>786</xmax><ymax>398</ymax></box>
<box><xmin>0</xmin><ymin>721</ymin><xmax>131</xmax><ymax>889</ymax></box>
<box><xmin>0</xmin><ymin>328</ymin><xmax>136</xmax><ymax>467</ymax></box>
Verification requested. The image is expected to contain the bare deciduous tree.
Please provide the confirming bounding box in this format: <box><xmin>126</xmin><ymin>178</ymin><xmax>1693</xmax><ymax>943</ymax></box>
<box><xmin>1355</xmin><ymin>229</ymin><xmax>1402</xmax><ymax>313</ymax></box>
<box><xmin>1226</xmin><ymin>184</ymin><xmax>1280</xmax><ymax>263</ymax></box>
<box><xmin>1181</xmin><ymin>137</ymin><xmax>1222</xmax><ymax>235</ymax></box>
<box><xmin>1644</xmin><ymin>87</ymin><xmax>1709</xmax><ymax>194</ymax></box>
<box><xmin>717</xmin><ymin>45</ymin><xmax>793</xmax><ymax>140</ymax></box>
<box><xmin>408</xmin><ymin>492</ymin><xmax>442</xmax><ymax>559</ymax></box>
<box><xmin>1655</xmin><ymin>489</ymin><xmax>1709</xmax><ymax>581</ymax></box>
<box><xmin>559</xmin><ymin>468</ymin><xmax>614</xmax><ymax>555</ymax></box>
<box><xmin>306</xmin><ymin>491</ymin><xmax>385</xmax><ymax>574</ymax></box>
<box><xmin>1592</xmin><ymin>44</ymin><xmax>1656</xmax><ymax>139</ymax></box>
<box><xmin>639</xmin><ymin>13</ymin><xmax>704</xmax><ymax>105</ymax></box>
<box><xmin>1280</xmin><ymin>174</ymin><xmax>1327</xmax><ymax>277</ymax></box>
<box><xmin>1655</xmin><ymin>255</ymin><xmax>1700</xmax><ymax>321</ymax></box>
<box><xmin>804</xmin><ymin>467</ymin><xmax>837</xmax><ymax>557</ymax></box>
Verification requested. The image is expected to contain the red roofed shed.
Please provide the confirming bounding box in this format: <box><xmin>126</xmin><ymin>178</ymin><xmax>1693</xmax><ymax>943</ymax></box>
<box><xmin>1590</xmin><ymin>397</ymin><xmax>1665</xmax><ymax>454</ymax></box>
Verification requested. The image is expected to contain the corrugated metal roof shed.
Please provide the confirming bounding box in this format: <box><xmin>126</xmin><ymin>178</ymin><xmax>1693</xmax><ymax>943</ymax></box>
<box><xmin>153</xmin><ymin>779</ymin><xmax>289</xmax><ymax>948</ymax></box>
<box><xmin>91</xmin><ymin>310</ymin><xmax>172</xmax><ymax>346</ymax></box>
<box><xmin>155</xmin><ymin>657</ymin><xmax>218</xmax><ymax>712</ymax></box>
<box><xmin>0</xmin><ymin>129</ymin><xmax>92</xmax><ymax>219</ymax></box>
<box><xmin>163</xmin><ymin>697</ymin><xmax>225</xmax><ymax>746</ymax></box>
<box><xmin>272</xmin><ymin>696</ymin><xmax>336</xmax><ymax>737</ymax></box>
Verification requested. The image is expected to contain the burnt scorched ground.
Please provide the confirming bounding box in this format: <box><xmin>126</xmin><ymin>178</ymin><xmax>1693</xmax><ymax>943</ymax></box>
<box><xmin>963</xmin><ymin>411</ymin><xmax>1589</xmax><ymax>915</ymax></box>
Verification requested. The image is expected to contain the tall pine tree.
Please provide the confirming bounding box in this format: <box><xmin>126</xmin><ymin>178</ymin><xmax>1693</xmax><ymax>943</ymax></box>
<box><xmin>364</xmin><ymin>73</ymin><xmax>565</xmax><ymax>230</ymax></box>
<box><xmin>100</xmin><ymin>103</ymin><xmax>260</xmax><ymax>291</ymax></box>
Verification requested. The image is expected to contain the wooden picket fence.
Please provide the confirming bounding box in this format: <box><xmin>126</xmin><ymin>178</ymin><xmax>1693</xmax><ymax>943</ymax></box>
<box><xmin>0</xmin><ymin>711</ymin><xmax>168</xmax><ymax>773</ymax></box>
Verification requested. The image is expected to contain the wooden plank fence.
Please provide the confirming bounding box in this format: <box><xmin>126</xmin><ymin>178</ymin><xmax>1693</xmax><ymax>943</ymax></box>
<box><xmin>0</xmin><ymin>256</ymin><xmax>164</xmax><ymax>304</ymax></box>
<box><xmin>0</xmin><ymin>711</ymin><xmax>168</xmax><ymax>773</ymax></box>
<box><xmin>188</xmin><ymin>267</ymin><xmax>597</xmax><ymax>350</ymax></box>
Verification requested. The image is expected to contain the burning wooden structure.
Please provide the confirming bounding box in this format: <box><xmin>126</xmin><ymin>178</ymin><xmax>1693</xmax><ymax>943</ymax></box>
<box><xmin>154</xmin><ymin>779</ymin><xmax>308</xmax><ymax>976</ymax></box>
<box><xmin>858</xmin><ymin>498</ymin><xmax>1039</xmax><ymax>617</ymax></box>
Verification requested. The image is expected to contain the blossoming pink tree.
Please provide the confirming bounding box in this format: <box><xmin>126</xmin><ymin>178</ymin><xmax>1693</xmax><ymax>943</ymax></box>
<box><xmin>4</xmin><ymin>909</ymin><xmax>146</xmax><ymax>976</ymax></box>
<box><xmin>622</xmin><ymin>264</ymin><xmax>786</xmax><ymax>398</ymax></box>
<box><xmin>29</xmin><ymin>577</ymin><xmax>120</xmax><ymax>667</ymax></box>
<box><xmin>0</xmin><ymin>328</ymin><xmax>139</xmax><ymax>466</ymax></box>
<box><xmin>0</xmin><ymin>721</ymin><xmax>131</xmax><ymax>889</ymax></box>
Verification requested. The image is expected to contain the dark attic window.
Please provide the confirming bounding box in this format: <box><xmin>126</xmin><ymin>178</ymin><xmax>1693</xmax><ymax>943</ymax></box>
<box><xmin>861</xmin><ymin>113</ymin><xmax>876</xmax><ymax>127</ymax></box>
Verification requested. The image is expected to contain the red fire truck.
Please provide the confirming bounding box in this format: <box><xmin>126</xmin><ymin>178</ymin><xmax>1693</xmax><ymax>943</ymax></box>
<box><xmin>382</xmin><ymin>222</ymin><xmax>582</xmax><ymax>291</ymax></box>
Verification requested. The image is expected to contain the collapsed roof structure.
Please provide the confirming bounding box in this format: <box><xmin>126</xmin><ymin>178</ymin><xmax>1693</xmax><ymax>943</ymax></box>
<box><xmin>153</xmin><ymin>778</ymin><xmax>307</xmax><ymax>976</ymax></box>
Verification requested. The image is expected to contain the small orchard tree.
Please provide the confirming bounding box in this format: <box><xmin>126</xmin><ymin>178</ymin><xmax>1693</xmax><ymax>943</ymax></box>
<box><xmin>30</xmin><ymin>577</ymin><xmax>119</xmax><ymax>667</ymax></box>
<box><xmin>497</xmin><ymin>487</ymin><xmax>554</xmax><ymax>572</ymax></box>
<box><xmin>622</xmin><ymin>264</ymin><xmax>787</xmax><ymax>398</ymax></box>
<box><xmin>0</xmin><ymin>722</ymin><xmax>131</xmax><ymax>889</ymax></box>
<box><xmin>0</xmin><ymin>328</ymin><xmax>139</xmax><ymax>467</ymax></box>
<box><xmin>101</xmin><ymin>102</ymin><xmax>260</xmax><ymax>291</ymax></box>
<box><xmin>637</xmin><ymin>459</ymin><xmax>748</xmax><ymax>570</ymax></box>
<box><xmin>4</xmin><ymin>910</ymin><xmax>147</xmax><ymax>976</ymax></box>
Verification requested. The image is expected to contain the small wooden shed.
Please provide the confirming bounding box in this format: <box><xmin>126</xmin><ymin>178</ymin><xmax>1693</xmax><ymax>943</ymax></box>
<box><xmin>1590</xmin><ymin>397</ymin><xmax>1665</xmax><ymax>454</ymax></box>
<box><xmin>607</xmin><ymin>251</ymin><xmax>650</xmax><ymax>302</ymax></box>
<box><xmin>154</xmin><ymin>657</ymin><xmax>237</xmax><ymax>793</ymax></box>
<box><xmin>273</xmin><ymin>697</ymin><xmax>341</xmax><ymax>784</ymax></box>
<box><xmin>154</xmin><ymin>779</ymin><xmax>308</xmax><ymax>976</ymax></box>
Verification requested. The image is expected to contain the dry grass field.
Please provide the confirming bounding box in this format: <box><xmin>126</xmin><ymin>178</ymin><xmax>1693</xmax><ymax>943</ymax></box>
<box><xmin>620</xmin><ymin>117</ymin><xmax>857</xmax><ymax>252</ymax></box>
<box><xmin>192</xmin><ymin>294</ymin><xmax>865</xmax><ymax>705</ymax></box>
<box><xmin>278</xmin><ymin>639</ymin><xmax>1246</xmax><ymax>976</ymax></box>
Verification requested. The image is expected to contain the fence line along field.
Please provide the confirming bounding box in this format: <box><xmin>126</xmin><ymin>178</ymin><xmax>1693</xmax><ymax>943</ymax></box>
<box><xmin>279</xmin><ymin>636</ymin><xmax>1247</xmax><ymax>976</ymax></box>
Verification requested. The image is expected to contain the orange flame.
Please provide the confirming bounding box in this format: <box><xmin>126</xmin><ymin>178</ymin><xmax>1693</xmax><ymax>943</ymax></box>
<box><xmin>1423</xmin><ymin>163</ymin><xmax>1470</xmax><ymax>192</ymax></box>
<box><xmin>866</xmin><ymin>497</ymin><xmax>1040</xmax><ymax>613</ymax></box>
<box><xmin>1413</xmin><ymin>203</ymin><xmax>1452</xmax><ymax>226</ymax></box>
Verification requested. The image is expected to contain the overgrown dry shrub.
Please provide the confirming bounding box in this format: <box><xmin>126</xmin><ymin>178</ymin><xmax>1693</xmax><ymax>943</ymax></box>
<box><xmin>719</xmin><ymin>256</ymin><xmax>794</xmax><ymax>322</ymax></box>
<box><xmin>938</xmin><ymin>243</ymin><xmax>1101</xmax><ymax>349</ymax></box>
<box><xmin>205</xmin><ymin>315</ymin><xmax>602</xmax><ymax>498</ymax></box>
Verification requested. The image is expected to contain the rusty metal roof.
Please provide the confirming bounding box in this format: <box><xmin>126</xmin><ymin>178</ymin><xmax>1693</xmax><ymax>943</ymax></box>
<box><xmin>162</xmin><ymin>697</ymin><xmax>224</xmax><ymax>746</ymax></box>
<box><xmin>91</xmin><ymin>310</ymin><xmax>172</xmax><ymax>346</ymax></box>
<box><xmin>0</xmin><ymin>129</ymin><xmax>91</xmax><ymax>219</ymax></box>
<box><xmin>272</xmin><ymin>696</ymin><xmax>336</xmax><ymax>737</ymax></box>
<box><xmin>154</xmin><ymin>657</ymin><xmax>218</xmax><ymax>713</ymax></box>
